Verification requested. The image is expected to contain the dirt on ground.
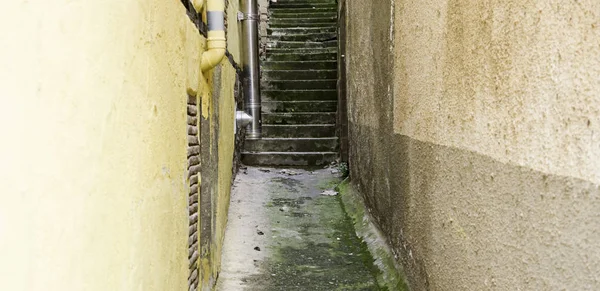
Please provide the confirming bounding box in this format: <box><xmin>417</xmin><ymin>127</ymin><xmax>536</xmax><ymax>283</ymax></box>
<box><xmin>215</xmin><ymin>166</ymin><xmax>385</xmax><ymax>291</ymax></box>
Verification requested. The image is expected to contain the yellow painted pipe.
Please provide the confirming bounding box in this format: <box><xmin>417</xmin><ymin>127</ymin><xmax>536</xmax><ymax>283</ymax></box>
<box><xmin>191</xmin><ymin>0</ymin><xmax>205</xmax><ymax>11</ymax></box>
<box><xmin>201</xmin><ymin>0</ymin><xmax>226</xmax><ymax>72</ymax></box>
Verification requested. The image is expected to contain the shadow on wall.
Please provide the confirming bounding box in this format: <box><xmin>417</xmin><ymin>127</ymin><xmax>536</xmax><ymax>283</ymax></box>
<box><xmin>344</xmin><ymin>0</ymin><xmax>600</xmax><ymax>290</ymax></box>
<box><xmin>181</xmin><ymin>0</ymin><xmax>245</xmax><ymax>290</ymax></box>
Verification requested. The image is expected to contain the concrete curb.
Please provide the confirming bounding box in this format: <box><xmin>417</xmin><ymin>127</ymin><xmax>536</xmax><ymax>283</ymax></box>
<box><xmin>336</xmin><ymin>179</ymin><xmax>411</xmax><ymax>291</ymax></box>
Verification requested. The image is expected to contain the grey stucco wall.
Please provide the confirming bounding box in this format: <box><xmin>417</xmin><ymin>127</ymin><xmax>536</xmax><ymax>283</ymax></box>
<box><xmin>344</xmin><ymin>1</ymin><xmax>600</xmax><ymax>290</ymax></box>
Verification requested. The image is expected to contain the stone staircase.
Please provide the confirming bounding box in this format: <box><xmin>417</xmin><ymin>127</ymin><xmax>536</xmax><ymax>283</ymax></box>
<box><xmin>242</xmin><ymin>0</ymin><xmax>339</xmax><ymax>166</ymax></box>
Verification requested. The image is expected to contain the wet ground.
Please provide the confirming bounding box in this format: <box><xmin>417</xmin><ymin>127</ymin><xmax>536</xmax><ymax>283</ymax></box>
<box><xmin>215</xmin><ymin>167</ymin><xmax>386</xmax><ymax>291</ymax></box>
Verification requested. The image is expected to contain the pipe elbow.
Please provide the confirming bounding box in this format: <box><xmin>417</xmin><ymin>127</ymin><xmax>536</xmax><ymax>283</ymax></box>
<box><xmin>201</xmin><ymin>0</ymin><xmax>226</xmax><ymax>72</ymax></box>
<box><xmin>201</xmin><ymin>47</ymin><xmax>226</xmax><ymax>72</ymax></box>
<box><xmin>191</xmin><ymin>0</ymin><xmax>205</xmax><ymax>11</ymax></box>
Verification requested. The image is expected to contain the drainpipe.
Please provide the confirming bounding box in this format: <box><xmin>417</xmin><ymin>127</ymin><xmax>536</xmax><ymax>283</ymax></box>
<box><xmin>240</xmin><ymin>0</ymin><xmax>261</xmax><ymax>139</ymax></box>
<box><xmin>191</xmin><ymin>0</ymin><xmax>204</xmax><ymax>11</ymax></box>
<box><xmin>201</xmin><ymin>0</ymin><xmax>226</xmax><ymax>72</ymax></box>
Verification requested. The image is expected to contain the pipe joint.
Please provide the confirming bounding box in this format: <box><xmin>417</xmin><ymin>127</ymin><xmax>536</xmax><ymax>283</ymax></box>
<box><xmin>200</xmin><ymin>0</ymin><xmax>227</xmax><ymax>72</ymax></box>
<box><xmin>237</xmin><ymin>12</ymin><xmax>259</xmax><ymax>21</ymax></box>
<box><xmin>235</xmin><ymin>111</ymin><xmax>253</xmax><ymax>129</ymax></box>
<box><xmin>191</xmin><ymin>0</ymin><xmax>205</xmax><ymax>12</ymax></box>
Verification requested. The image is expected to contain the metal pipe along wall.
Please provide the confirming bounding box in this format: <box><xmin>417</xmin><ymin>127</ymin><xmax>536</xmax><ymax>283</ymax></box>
<box><xmin>240</xmin><ymin>0</ymin><xmax>261</xmax><ymax>140</ymax></box>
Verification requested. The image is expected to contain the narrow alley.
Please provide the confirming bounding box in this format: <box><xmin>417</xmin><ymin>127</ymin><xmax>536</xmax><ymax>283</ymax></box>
<box><xmin>218</xmin><ymin>1</ymin><xmax>393</xmax><ymax>289</ymax></box>
<box><xmin>4</xmin><ymin>0</ymin><xmax>600</xmax><ymax>290</ymax></box>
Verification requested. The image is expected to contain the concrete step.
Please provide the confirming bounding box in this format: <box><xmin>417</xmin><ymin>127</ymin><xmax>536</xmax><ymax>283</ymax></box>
<box><xmin>262</xmin><ymin>101</ymin><xmax>337</xmax><ymax>113</ymax></box>
<box><xmin>266</xmin><ymin>51</ymin><xmax>336</xmax><ymax>61</ymax></box>
<box><xmin>269</xmin><ymin>7</ymin><xmax>337</xmax><ymax>14</ymax></box>
<box><xmin>241</xmin><ymin>151</ymin><xmax>337</xmax><ymax>166</ymax></box>
<box><xmin>270</xmin><ymin>2</ymin><xmax>337</xmax><ymax>8</ymax></box>
<box><xmin>251</xmin><ymin>0</ymin><xmax>340</xmax><ymax>167</ymax></box>
<box><xmin>268</xmin><ymin>27</ymin><xmax>337</xmax><ymax>35</ymax></box>
<box><xmin>262</xmin><ymin>124</ymin><xmax>336</xmax><ymax>138</ymax></box>
<box><xmin>269</xmin><ymin>12</ymin><xmax>337</xmax><ymax>19</ymax></box>
<box><xmin>268</xmin><ymin>22</ymin><xmax>337</xmax><ymax>28</ymax></box>
<box><xmin>267</xmin><ymin>40</ymin><xmax>338</xmax><ymax>49</ymax></box>
<box><xmin>268</xmin><ymin>32</ymin><xmax>337</xmax><ymax>42</ymax></box>
<box><xmin>263</xmin><ymin>79</ymin><xmax>336</xmax><ymax>90</ymax></box>
<box><xmin>270</xmin><ymin>17</ymin><xmax>337</xmax><ymax>25</ymax></box>
<box><xmin>270</xmin><ymin>0</ymin><xmax>336</xmax><ymax>3</ymax></box>
<box><xmin>271</xmin><ymin>0</ymin><xmax>336</xmax><ymax>3</ymax></box>
<box><xmin>263</xmin><ymin>112</ymin><xmax>336</xmax><ymax>124</ymax></box>
<box><xmin>262</xmin><ymin>89</ymin><xmax>337</xmax><ymax>101</ymax></box>
<box><xmin>267</xmin><ymin>47</ymin><xmax>337</xmax><ymax>53</ymax></box>
<box><xmin>263</xmin><ymin>60</ymin><xmax>337</xmax><ymax>70</ymax></box>
<box><xmin>245</xmin><ymin>137</ymin><xmax>338</xmax><ymax>152</ymax></box>
<box><xmin>262</xmin><ymin>69</ymin><xmax>337</xmax><ymax>80</ymax></box>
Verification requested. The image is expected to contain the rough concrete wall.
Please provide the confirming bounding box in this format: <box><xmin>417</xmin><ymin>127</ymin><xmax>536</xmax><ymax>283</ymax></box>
<box><xmin>338</xmin><ymin>0</ymin><xmax>349</xmax><ymax>162</ymax></box>
<box><xmin>394</xmin><ymin>1</ymin><xmax>600</xmax><ymax>184</ymax></box>
<box><xmin>345</xmin><ymin>0</ymin><xmax>600</xmax><ymax>290</ymax></box>
<box><xmin>259</xmin><ymin>0</ymin><xmax>270</xmax><ymax>56</ymax></box>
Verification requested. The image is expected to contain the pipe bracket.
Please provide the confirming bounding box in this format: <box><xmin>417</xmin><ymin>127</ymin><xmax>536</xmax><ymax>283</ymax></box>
<box><xmin>237</xmin><ymin>11</ymin><xmax>259</xmax><ymax>21</ymax></box>
<box><xmin>235</xmin><ymin>111</ymin><xmax>253</xmax><ymax>130</ymax></box>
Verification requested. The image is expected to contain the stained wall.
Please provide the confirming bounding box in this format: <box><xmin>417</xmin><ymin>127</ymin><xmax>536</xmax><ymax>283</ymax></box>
<box><xmin>0</xmin><ymin>0</ymin><xmax>241</xmax><ymax>290</ymax></box>
<box><xmin>344</xmin><ymin>0</ymin><xmax>600</xmax><ymax>289</ymax></box>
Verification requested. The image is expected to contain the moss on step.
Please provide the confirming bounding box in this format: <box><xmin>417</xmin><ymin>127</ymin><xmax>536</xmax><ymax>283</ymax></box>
<box><xmin>263</xmin><ymin>60</ymin><xmax>337</xmax><ymax>70</ymax></box>
<box><xmin>262</xmin><ymin>90</ymin><xmax>337</xmax><ymax>101</ymax></box>
<box><xmin>262</xmin><ymin>80</ymin><xmax>337</xmax><ymax>90</ymax></box>
<box><xmin>266</xmin><ymin>52</ymin><xmax>337</xmax><ymax>62</ymax></box>
<box><xmin>262</xmin><ymin>101</ymin><xmax>337</xmax><ymax>113</ymax></box>
<box><xmin>262</xmin><ymin>69</ymin><xmax>337</xmax><ymax>81</ymax></box>
<box><xmin>262</xmin><ymin>112</ymin><xmax>337</xmax><ymax>125</ymax></box>
<box><xmin>261</xmin><ymin>124</ymin><xmax>336</xmax><ymax>138</ymax></box>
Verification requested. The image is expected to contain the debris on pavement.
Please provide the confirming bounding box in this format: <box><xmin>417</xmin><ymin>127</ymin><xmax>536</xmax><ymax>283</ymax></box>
<box><xmin>321</xmin><ymin>190</ymin><xmax>339</xmax><ymax>196</ymax></box>
<box><xmin>279</xmin><ymin>169</ymin><xmax>301</xmax><ymax>176</ymax></box>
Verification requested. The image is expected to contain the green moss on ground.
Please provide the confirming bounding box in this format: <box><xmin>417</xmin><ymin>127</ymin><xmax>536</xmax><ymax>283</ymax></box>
<box><xmin>241</xmin><ymin>174</ymin><xmax>388</xmax><ymax>291</ymax></box>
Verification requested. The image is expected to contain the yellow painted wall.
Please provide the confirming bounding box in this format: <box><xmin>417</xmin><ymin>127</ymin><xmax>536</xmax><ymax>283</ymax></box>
<box><xmin>213</xmin><ymin>65</ymin><xmax>236</xmax><ymax>274</ymax></box>
<box><xmin>189</xmin><ymin>0</ymin><xmax>242</xmax><ymax>288</ymax></box>
<box><xmin>0</xmin><ymin>0</ymin><xmax>242</xmax><ymax>290</ymax></box>
<box><xmin>213</xmin><ymin>0</ymin><xmax>242</xmax><ymax>280</ymax></box>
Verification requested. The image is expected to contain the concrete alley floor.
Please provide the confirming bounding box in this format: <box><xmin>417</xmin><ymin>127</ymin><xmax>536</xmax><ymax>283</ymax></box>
<box><xmin>215</xmin><ymin>167</ymin><xmax>384</xmax><ymax>291</ymax></box>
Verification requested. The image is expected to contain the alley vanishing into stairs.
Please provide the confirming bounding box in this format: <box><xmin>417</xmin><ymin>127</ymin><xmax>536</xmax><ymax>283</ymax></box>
<box><xmin>218</xmin><ymin>1</ymin><xmax>386</xmax><ymax>290</ymax></box>
<box><xmin>242</xmin><ymin>0</ymin><xmax>339</xmax><ymax>167</ymax></box>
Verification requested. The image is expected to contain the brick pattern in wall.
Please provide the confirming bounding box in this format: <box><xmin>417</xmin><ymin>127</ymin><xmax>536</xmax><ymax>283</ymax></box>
<box><xmin>187</xmin><ymin>95</ymin><xmax>201</xmax><ymax>291</ymax></box>
<box><xmin>179</xmin><ymin>1</ymin><xmax>243</xmax><ymax>288</ymax></box>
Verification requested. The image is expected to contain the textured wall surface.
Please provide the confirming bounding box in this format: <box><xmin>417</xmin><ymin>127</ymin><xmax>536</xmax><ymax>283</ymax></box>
<box><xmin>394</xmin><ymin>0</ymin><xmax>600</xmax><ymax>184</ymax></box>
<box><xmin>0</xmin><ymin>0</ymin><xmax>194</xmax><ymax>290</ymax></box>
<box><xmin>345</xmin><ymin>0</ymin><xmax>600</xmax><ymax>290</ymax></box>
<box><xmin>0</xmin><ymin>0</ymin><xmax>241</xmax><ymax>290</ymax></box>
<box><xmin>200</xmin><ymin>1</ymin><xmax>242</xmax><ymax>289</ymax></box>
